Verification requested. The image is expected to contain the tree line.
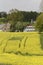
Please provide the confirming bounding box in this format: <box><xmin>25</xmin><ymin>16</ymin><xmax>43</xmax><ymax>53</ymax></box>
<box><xmin>0</xmin><ymin>9</ymin><xmax>40</xmax><ymax>22</ymax></box>
<box><xmin>0</xmin><ymin>9</ymin><xmax>41</xmax><ymax>32</ymax></box>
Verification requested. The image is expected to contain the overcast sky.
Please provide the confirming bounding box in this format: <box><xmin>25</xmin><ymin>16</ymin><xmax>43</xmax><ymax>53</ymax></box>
<box><xmin>0</xmin><ymin>0</ymin><xmax>41</xmax><ymax>12</ymax></box>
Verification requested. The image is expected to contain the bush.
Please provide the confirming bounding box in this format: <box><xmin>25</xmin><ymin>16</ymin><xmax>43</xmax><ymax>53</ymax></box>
<box><xmin>36</xmin><ymin>13</ymin><xmax>43</xmax><ymax>32</ymax></box>
<box><xmin>0</xmin><ymin>18</ymin><xmax>7</xmax><ymax>24</ymax></box>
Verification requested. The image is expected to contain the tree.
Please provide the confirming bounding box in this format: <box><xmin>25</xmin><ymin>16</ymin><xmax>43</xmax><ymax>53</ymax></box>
<box><xmin>15</xmin><ymin>22</ymin><xmax>23</xmax><ymax>31</ymax></box>
<box><xmin>7</xmin><ymin>9</ymin><xmax>23</xmax><ymax>21</ymax></box>
<box><xmin>7</xmin><ymin>9</ymin><xmax>40</xmax><ymax>32</ymax></box>
<box><xmin>0</xmin><ymin>12</ymin><xmax>7</xmax><ymax>18</ymax></box>
<box><xmin>7</xmin><ymin>9</ymin><xmax>23</xmax><ymax>31</ymax></box>
<box><xmin>36</xmin><ymin>13</ymin><xmax>43</xmax><ymax>32</ymax></box>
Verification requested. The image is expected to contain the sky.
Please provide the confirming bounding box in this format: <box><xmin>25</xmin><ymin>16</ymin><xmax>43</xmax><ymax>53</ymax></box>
<box><xmin>0</xmin><ymin>0</ymin><xmax>41</xmax><ymax>12</ymax></box>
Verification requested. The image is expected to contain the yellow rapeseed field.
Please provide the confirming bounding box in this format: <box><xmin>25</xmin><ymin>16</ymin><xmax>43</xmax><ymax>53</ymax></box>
<box><xmin>0</xmin><ymin>32</ymin><xmax>43</xmax><ymax>65</ymax></box>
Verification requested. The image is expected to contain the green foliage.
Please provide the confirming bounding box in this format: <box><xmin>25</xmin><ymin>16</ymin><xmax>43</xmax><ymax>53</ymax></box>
<box><xmin>40</xmin><ymin>33</ymin><xmax>43</xmax><ymax>49</ymax></box>
<box><xmin>10</xmin><ymin>21</ymin><xmax>29</xmax><ymax>32</ymax></box>
<box><xmin>15</xmin><ymin>22</ymin><xmax>24</xmax><ymax>31</ymax></box>
<box><xmin>7</xmin><ymin>9</ymin><xmax>23</xmax><ymax>22</ymax></box>
<box><xmin>0</xmin><ymin>12</ymin><xmax>7</xmax><ymax>18</ymax></box>
<box><xmin>36</xmin><ymin>13</ymin><xmax>43</xmax><ymax>32</ymax></box>
<box><xmin>0</xmin><ymin>18</ymin><xmax>7</xmax><ymax>24</ymax></box>
<box><xmin>21</xmin><ymin>11</ymin><xmax>40</xmax><ymax>22</ymax></box>
<box><xmin>7</xmin><ymin>9</ymin><xmax>24</xmax><ymax>31</ymax></box>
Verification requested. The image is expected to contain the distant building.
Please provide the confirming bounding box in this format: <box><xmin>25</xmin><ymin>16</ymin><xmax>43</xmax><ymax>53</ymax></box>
<box><xmin>0</xmin><ymin>23</ymin><xmax>11</xmax><ymax>32</ymax></box>
<box><xmin>23</xmin><ymin>25</ymin><xmax>35</xmax><ymax>32</ymax></box>
<box><xmin>0</xmin><ymin>24</ymin><xmax>5</xmax><ymax>31</ymax></box>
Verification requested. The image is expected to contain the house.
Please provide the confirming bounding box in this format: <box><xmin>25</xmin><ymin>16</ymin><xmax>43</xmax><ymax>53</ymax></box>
<box><xmin>23</xmin><ymin>25</ymin><xmax>35</xmax><ymax>32</ymax></box>
<box><xmin>0</xmin><ymin>24</ymin><xmax>5</xmax><ymax>31</ymax></box>
<box><xmin>0</xmin><ymin>23</ymin><xmax>11</xmax><ymax>32</ymax></box>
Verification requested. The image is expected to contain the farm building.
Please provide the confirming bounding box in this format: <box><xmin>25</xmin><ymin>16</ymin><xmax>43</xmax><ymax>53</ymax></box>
<box><xmin>23</xmin><ymin>25</ymin><xmax>35</xmax><ymax>32</ymax></box>
<box><xmin>0</xmin><ymin>23</ymin><xmax>11</xmax><ymax>32</ymax></box>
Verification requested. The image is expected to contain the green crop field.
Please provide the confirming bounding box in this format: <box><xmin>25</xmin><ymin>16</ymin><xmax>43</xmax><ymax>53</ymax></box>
<box><xmin>0</xmin><ymin>32</ymin><xmax>43</xmax><ymax>65</ymax></box>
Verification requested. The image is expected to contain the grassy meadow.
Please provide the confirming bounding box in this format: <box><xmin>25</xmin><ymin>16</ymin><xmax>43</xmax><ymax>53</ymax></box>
<box><xmin>0</xmin><ymin>32</ymin><xmax>43</xmax><ymax>65</ymax></box>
